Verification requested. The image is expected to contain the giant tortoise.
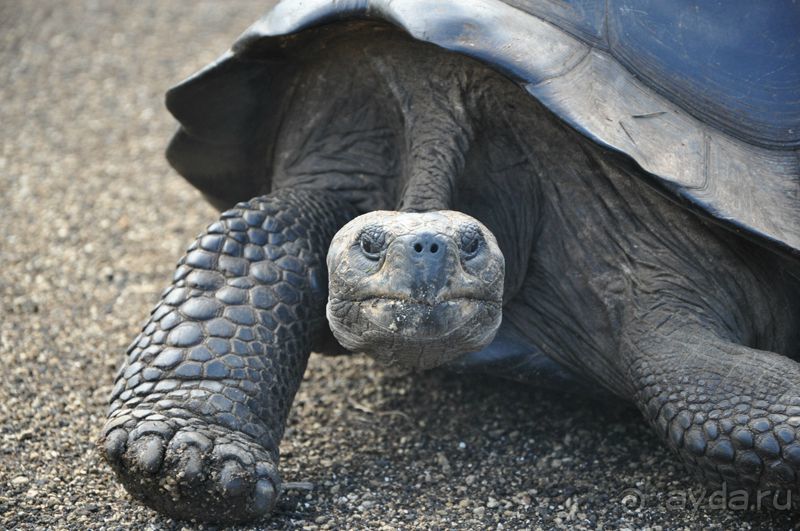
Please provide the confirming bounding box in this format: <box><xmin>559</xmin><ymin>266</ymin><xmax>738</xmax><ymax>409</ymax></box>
<box><xmin>99</xmin><ymin>0</ymin><xmax>800</xmax><ymax>523</ymax></box>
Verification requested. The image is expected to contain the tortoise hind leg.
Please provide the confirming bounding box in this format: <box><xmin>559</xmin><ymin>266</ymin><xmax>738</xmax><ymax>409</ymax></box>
<box><xmin>622</xmin><ymin>310</ymin><xmax>800</xmax><ymax>496</ymax></box>
<box><xmin>98</xmin><ymin>188</ymin><xmax>357</xmax><ymax>524</ymax></box>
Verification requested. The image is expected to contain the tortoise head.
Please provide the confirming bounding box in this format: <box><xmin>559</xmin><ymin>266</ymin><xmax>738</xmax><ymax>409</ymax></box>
<box><xmin>326</xmin><ymin>211</ymin><xmax>504</xmax><ymax>369</ymax></box>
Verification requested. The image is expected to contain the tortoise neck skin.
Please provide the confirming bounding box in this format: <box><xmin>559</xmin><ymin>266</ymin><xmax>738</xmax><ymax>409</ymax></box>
<box><xmin>393</xmin><ymin>67</ymin><xmax>474</xmax><ymax>213</ymax></box>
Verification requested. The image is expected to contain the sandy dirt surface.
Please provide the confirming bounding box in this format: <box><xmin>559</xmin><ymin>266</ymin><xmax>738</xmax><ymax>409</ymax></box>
<box><xmin>0</xmin><ymin>1</ymin><xmax>795</xmax><ymax>529</ymax></box>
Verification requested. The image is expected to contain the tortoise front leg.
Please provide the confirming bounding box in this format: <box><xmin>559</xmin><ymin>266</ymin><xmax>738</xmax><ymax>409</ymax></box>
<box><xmin>623</xmin><ymin>310</ymin><xmax>800</xmax><ymax>495</ymax></box>
<box><xmin>98</xmin><ymin>188</ymin><xmax>357</xmax><ymax>524</ymax></box>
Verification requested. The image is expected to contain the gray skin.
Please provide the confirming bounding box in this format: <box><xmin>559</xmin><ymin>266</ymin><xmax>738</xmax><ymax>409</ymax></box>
<box><xmin>327</xmin><ymin>210</ymin><xmax>505</xmax><ymax>369</ymax></box>
<box><xmin>100</xmin><ymin>29</ymin><xmax>800</xmax><ymax>523</ymax></box>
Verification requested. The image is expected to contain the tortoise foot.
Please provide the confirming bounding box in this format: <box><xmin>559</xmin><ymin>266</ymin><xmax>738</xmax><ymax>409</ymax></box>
<box><xmin>100</xmin><ymin>411</ymin><xmax>279</xmax><ymax>523</ymax></box>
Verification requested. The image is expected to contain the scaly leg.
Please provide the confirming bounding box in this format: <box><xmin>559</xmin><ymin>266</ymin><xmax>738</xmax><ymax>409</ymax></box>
<box><xmin>99</xmin><ymin>188</ymin><xmax>357</xmax><ymax>523</ymax></box>
<box><xmin>623</xmin><ymin>308</ymin><xmax>800</xmax><ymax>495</ymax></box>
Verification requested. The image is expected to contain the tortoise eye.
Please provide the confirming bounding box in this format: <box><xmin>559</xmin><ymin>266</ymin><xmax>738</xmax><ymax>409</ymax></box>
<box><xmin>358</xmin><ymin>227</ymin><xmax>386</xmax><ymax>260</ymax></box>
<box><xmin>459</xmin><ymin>224</ymin><xmax>484</xmax><ymax>260</ymax></box>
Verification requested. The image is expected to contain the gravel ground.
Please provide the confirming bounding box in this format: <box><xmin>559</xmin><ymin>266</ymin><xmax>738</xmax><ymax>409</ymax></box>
<box><xmin>0</xmin><ymin>2</ymin><xmax>796</xmax><ymax>530</ymax></box>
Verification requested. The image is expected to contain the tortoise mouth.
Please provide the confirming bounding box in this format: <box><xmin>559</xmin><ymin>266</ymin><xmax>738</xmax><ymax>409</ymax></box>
<box><xmin>340</xmin><ymin>294</ymin><xmax>494</xmax><ymax>306</ymax></box>
<box><xmin>347</xmin><ymin>296</ymin><xmax>498</xmax><ymax>338</ymax></box>
<box><xmin>326</xmin><ymin>296</ymin><xmax>502</xmax><ymax>369</ymax></box>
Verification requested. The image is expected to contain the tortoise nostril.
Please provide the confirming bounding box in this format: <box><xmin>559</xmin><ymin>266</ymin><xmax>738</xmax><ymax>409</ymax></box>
<box><xmin>410</xmin><ymin>234</ymin><xmax>447</xmax><ymax>257</ymax></box>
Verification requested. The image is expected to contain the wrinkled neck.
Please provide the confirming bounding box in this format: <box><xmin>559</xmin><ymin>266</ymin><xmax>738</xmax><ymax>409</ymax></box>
<box><xmin>375</xmin><ymin>59</ymin><xmax>476</xmax><ymax>213</ymax></box>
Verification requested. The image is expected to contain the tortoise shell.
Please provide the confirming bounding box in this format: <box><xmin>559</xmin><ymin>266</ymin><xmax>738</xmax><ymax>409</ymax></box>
<box><xmin>165</xmin><ymin>0</ymin><xmax>800</xmax><ymax>260</ymax></box>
